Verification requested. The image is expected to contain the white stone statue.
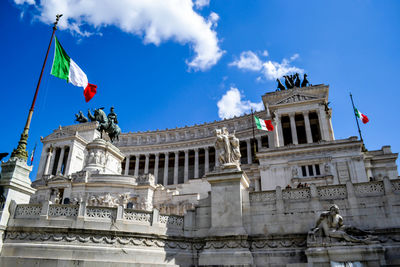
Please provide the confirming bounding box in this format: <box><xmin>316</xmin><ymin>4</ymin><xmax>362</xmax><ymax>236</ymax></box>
<box><xmin>308</xmin><ymin>204</ymin><xmax>376</xmax><ymax>245</ymax></box>
<box><xmin>215</xmin><ymin>127</ymin><xmax>241</xmax><ymax>170</ymax></box>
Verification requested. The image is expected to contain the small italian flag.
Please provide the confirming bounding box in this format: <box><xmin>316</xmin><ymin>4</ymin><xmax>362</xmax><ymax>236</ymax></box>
<box><xmin>51</xmin><ymin>36</ymin><xmax>97</xmax><ymax>102</ymax></box>
<box><xmin>254</xmin><ymin>116</ymin><xmax>274</xmax><ymax>131</ymax></box>
<box><xmin>354</xmin><ymin>108</ymin><xmax>369</xmax><ymax>124</ymax></box>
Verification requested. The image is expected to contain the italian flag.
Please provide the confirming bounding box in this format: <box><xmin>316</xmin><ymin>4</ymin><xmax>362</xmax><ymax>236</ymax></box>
<box><xmin>254</xmin><ymin>116</ymin><xmax>274</xmax><ymax>131</ymax></box>
<box><xmin>51</xmin><ymin>36</ymin><xmax>97</xmax><ymax>102</ymax></box>
<box><xmin>354</xmin><ymin>108</ymin><xmax>369</xmax><ymax>124</ymax></box>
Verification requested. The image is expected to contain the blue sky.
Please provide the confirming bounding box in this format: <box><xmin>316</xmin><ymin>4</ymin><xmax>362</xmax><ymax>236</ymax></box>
<box><xmin>1</xmin><ymin>0</ymin><xmax>399</xmax><ymax>179</ymax></box>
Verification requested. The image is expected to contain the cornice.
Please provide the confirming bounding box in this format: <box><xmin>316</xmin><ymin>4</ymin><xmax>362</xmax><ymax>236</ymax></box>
<box><xmin>257</xmin><ymin>138</ymin><xmax>363</xmax><ymax>159</ymax></box>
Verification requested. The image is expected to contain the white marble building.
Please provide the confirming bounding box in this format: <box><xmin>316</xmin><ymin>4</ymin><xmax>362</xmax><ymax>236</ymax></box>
<box><xmin>0</xmin><ymin>84</ymin><xmax>399</xmax><ymax>266</ymax></box>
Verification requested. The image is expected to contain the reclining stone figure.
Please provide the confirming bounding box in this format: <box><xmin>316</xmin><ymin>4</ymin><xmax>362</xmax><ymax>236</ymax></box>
<box><xmin>308</xmin><ymin>204</ymin><xmax>377</xmax><ymax>245</ymax></box>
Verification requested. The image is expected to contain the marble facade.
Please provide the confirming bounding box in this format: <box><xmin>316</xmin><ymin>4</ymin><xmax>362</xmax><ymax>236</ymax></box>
<box><xmin>0</xmin><ymin>84</ymin><xmax>399</xmax><ymax>266</ymax></box>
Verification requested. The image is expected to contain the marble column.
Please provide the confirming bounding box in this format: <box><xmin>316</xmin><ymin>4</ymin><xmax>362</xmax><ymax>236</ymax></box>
<box><xmin>184</xmin><ymin>150</ymin><xmax>189</xmax><ymax>182</ymax></box>
<box><xmin>246</xmin><ymin>139</ymin><xmax>252</xmax><ymax>164</ymax></box>
<box><xmin>317</xmin><ymin>107</ymin><xmax>328</xmax><ymax>141</ymax></box>
<box><xmin>174</xmin><ymin>151</ymin><xmax>179</xmax><ymax>184</ymax></box>
<box><xmin>64</xmin><ymin>145</ymin><xmax>74</xmax><ymax>176</ymax></box>
<box><xmin>49</xmin><ymin>147</ymin><xmax>58</xmax><ymax>175</ymax></box>
<box><xmin>215</xmin><ymin>146</ymin><xmax>219</xmax><ymax>167</ymax></box>
<box><xmin>276</xmin><ymin>114</ymin><xmax>284</xmax><ymax>147</ymax></box>
<box><xmin>144</xmin><ymin>154</ymin><xmax>149</xmax><ymax>174</ymax></box>
<box><xmin>303</xmin><ymin>111</ymin><xmax>313</xmax><ymax>143</ymax></box>
<box><xmin>194</xmin><ymin>148</ymin><xmax>199</xmax><ymax>178</ymax></box>
<box><xmin>124</xmin><ymin>155</ymin><xmax>130</xmax><ymax>175</ymax></box>
<box><xmin>56</xmin><ymin>147</ymin><xmax>65</xmax><ymax>174</ymax></box>
<box><xmin>289</xmin><ymin>113</ymin><xmax>298</xmax><ymax>145</ymax></box>
<box><xmin>204</xmin><ymin>147</ymin><xmax>209</xmax><ymax>173</ymax></box>
<box><xmin>134</xmin><ymin>155</ymin><xmax>140</xmax><ymax>176</ymax></box>
<box><xmin>163</xmin><ymin>153</ymin><xmax>169</xmax><ymax>186</ymax></box>
<box><xmin>257</xmin><ymin>137</ymin><xmax>262</xmax><ymax>150</ymax></box>
<box><xmin>44</xmin><ymin>146</ymin><xmax>53</xmax><ymax>175</ymax></box>
<box><xmin>154</xmin><ymin>153</ymin><xmax>159</xmax><ymax>182</ymax></box>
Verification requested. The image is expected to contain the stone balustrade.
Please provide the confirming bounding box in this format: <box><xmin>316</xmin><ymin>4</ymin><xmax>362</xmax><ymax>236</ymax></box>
<box><xmin>249</xmin><ymin>178</ymin><xmax>399</xmax><ymax>204</ymax></box>
<box><xmin>14</xmin><ymin>204</ymin><xmax>42</xmax><ymax>219</ymax></box>
<box><xmin>12</xmin><ymin>203</ymin><xmax>184</xmax><ymax>229</ymax></box>
<box><xmin>48</xmin><ymin>204</ymin><xmax>79</xmax><ymax>217</ymax></box>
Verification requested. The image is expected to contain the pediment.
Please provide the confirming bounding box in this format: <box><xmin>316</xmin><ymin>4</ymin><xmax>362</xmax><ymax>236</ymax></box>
<box><xmin>44</xmin><ymin>128</ymin><xmax>75</xmax><ymax>141</ymax></box>
<box><xmin>48</xmin><ymin>175</ymin><xmax>71</xmax><ymax>183</ymax></box>
<box><xmin>274</xmin><ymin>93</ymin><xmax>318</xmax><ymax>105</ymax></box>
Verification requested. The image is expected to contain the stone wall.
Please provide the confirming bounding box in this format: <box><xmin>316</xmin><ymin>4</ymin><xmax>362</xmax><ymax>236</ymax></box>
<box><xmin>2</xmin><ymin>179</ymin><xmax>400</xmax><ymax>266</ymax></box>
<box><xmin>247</xmin><ymin>178</ymin><xmax>400</xmax><ymax>235</ymax></box>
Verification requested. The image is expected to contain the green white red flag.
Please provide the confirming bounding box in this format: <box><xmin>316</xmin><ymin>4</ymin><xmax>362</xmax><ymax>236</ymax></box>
<box><xmin>51</xmin><ymin>36</ymin><xmax>97</xmax><ymax>102</ymax></box>
<box><xmin>30</xmin><ymin>143</ymin><xmax>37</xmax><ymax>165</ymax></box>
<box><xmin>354</xmin><ymin>108</ymin><xmax>369</xmax><ymax>124</ymax></box>
<box><xmin>254</xmin><ymin>116</ymin><xmax>274</xmax><ymax>131</ymax></box>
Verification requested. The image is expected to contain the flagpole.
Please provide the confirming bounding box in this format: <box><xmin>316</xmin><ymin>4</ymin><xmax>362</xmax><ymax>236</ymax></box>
<box><xmin>349</xmin><ymin>92</ymin><xmax>366</xmax><ymax>151</ymax></box>
<box><xmin>251</xmin><ymin>108</ymin><xmax>257</xmax><ymax>163</ymax></box>
<box><xmin>11</xmin><ymin>14</ymin><xmax>62</xmax><ymax>161</ymax></box>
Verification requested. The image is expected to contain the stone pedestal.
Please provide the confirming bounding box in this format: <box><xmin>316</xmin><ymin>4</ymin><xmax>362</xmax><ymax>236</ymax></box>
<box><xmin>0</xmin><ymin>157</ymin><xmax>36</xmax><ymax>252</ymax></box>
<box><xmin>198</xmin><ymin>167</ymin><xmax>253</xmax><ymax>266</ymax></box>
<box><xmin>83</xmin><ymin>138</ymin><xmax>125</xmax><ymax>175</ymax></box>
<box><xmin>306</xmin><ymin>244</ymin><xmax>386</xmax><ymax>267</ymax></box>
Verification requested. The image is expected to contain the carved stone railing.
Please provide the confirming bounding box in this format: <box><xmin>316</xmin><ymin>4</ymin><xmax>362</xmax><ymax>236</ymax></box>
<box><xmin>86</xmin><ymin>207</ymin><xmax>117</xmax><ymax>219</ymax></box>
<box><xmin>159</xmin><ymin>214</ymin><xmax>184</xmax><ymax>228</ymax></box>
<box><xmin>282</xmin><ymin>188</ymin><xmax>311</xmax><ymax>200</ymax></box>
<box><xmin>12</xmin><ymin>203</ymin><xmax>184</xmax><ymax>230</ymax></box>
<box><xmin>14</xmin><ymin>204</ymin><xmax>42</xmax><ymax>219</ymax></box>
<box><xmin>48</xmin><ymin>204</ymin><xmax>79</xmax><ymax>217</ymax></box>
<box><xmin>123</xmin><ymin>209</ymin><xmax>153</xmax><ymax>223</ymax></box>
<box><xmin>317</xmin><ymin>184</ymin><xmax>347</xmax><ymax>200</ymax></box>
<box><xmin>391</xmin><ymin>179</ymin><xmax>400</xmax><ymax>193</ymax></box>
<box><xmin>354</xmin><ymin>181</ymin><xmax>384</xmax><ymax>197</ymax></box>
<box><xmin>249</xmin><ymin>191</ymin><xmax>276</xmax><ymax>203</ymax></box>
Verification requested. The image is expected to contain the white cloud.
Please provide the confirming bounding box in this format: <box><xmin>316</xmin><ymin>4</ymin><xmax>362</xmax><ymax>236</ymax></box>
<box><xmin>217</xmin><ymin>87</ymin><xmax>263</xmax><ymax>119</ymax></box>
<box><xmin>14</xmin><ymin>0</ymin><xmax>35</xmax><ymax>4</ymax></box>
<box><xmin>229</xmin><ymin>50</ymin><xmax>303</xmax><ymax>80</ymax></box>
<box><xmin>194</xmin><ymin>0</ymin><xmax>210</xmax><ymax>9</ymax></box>
<box><xmin>14</xmin><ymin>0</ymin><xmax>223</xmax><ymax>71</ymax></box>
<box><xmin>229</xmin><ymin>51</ymin><xmax>263</xmax><ymax>71</ymax></box>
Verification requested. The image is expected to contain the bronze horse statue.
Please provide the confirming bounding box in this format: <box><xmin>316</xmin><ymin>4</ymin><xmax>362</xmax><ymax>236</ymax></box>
<box><xmin>88</xmin><ymin>108</ymin><xmax>121</xmax><ymax>142</ymax></box>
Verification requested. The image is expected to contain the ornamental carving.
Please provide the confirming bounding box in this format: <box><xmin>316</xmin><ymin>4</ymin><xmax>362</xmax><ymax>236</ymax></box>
<box><xmin>5</xmin><ymin>231</ymin><xmax>191</xmax><ymax>249</ymax></box>
<box><xmin>48</xmin><ymin>204</ymin><xmax>79</xmax><ymax>217</ymax></box>
<box><xmin>14</xmin><ymin>204</ymin><xmax>42</xmax><ymax>218</ymax></box>
<box><xmin>86</xmin><ymin>207</ymin><xmax>116</xmax><ymax>219</ymax></box>
<box><xmin>354</xmin><ymin>181</ymin><xmax>384</xmax><ymax>197</ymax></box>
<box><xmin>123</xmin><ymin>210</ymin><xmax>152</xmax><ymax>223</ymax></box>
<box><xmin>317</xmin><ymin>185</ymin><xmax>347</xmax><ymax>200</ymax></box>
<box><xmin>392</xmin><ymin>180</ymin><xmax>400</xmax><ymax>192</ymax></box>
<box><xmin>136</xmin><ymin>174</ymin><xmax>155</xmax><ymax>186</ymax></box>
<box><xmin>282</xmin><ymin>188</ymin><xmax>311</xmax><ymax>200</ymax></box>
<box><xmin>87</xmin><ymin>192</ymin><xmax>137</xmax><ymax>208</ymax></box>
<box><xmin>159</xmin><ymin>215</ymin><xmax>184</xmax><ymax>227</ymax></box>
<box><xmin>251</xmin><ymin>238</ymin><xmax>306</xmax><ymax>249</ymax></box>
<box><xmin>275</xmin><ymin>94</ymin><xmax>317</xmax><ymax>105</ymax></box>
<box><xmin>70</xmin><ymin>170</ymin><xmax>90</xmax><ymax>182</ymax></box>
<box><xmin>203</xmin><ymin>240</ymin><xmax>250</xmax><ymax>249</ymax></box>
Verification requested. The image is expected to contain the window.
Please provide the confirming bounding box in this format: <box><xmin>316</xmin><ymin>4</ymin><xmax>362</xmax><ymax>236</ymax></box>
<box><xmin>301</xmin><ymin>164</ymin><xmax>321</xmax><ymax>177</ymax></box>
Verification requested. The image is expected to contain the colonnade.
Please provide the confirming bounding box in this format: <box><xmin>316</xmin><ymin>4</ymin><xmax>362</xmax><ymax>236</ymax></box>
<box><xmin>275</xmin><ymin>110</ymin><xmax>322</xmax><ymax>146</ymax></box>
<box><xmin>123</xmin><ymin>135</ymin><xmax>268</xmax><ymax>186</ymax></box>
<box><xmin>43</xmin><ymin>146</ymin><xmax>71</xmax><ymax>176</ymax></box>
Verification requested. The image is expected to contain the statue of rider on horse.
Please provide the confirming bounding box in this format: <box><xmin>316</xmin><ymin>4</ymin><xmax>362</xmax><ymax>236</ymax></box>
<box><xmin>83</xmin><ymin>107</ymin><xmax>121</xmax><ymax>143</ymax></box>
